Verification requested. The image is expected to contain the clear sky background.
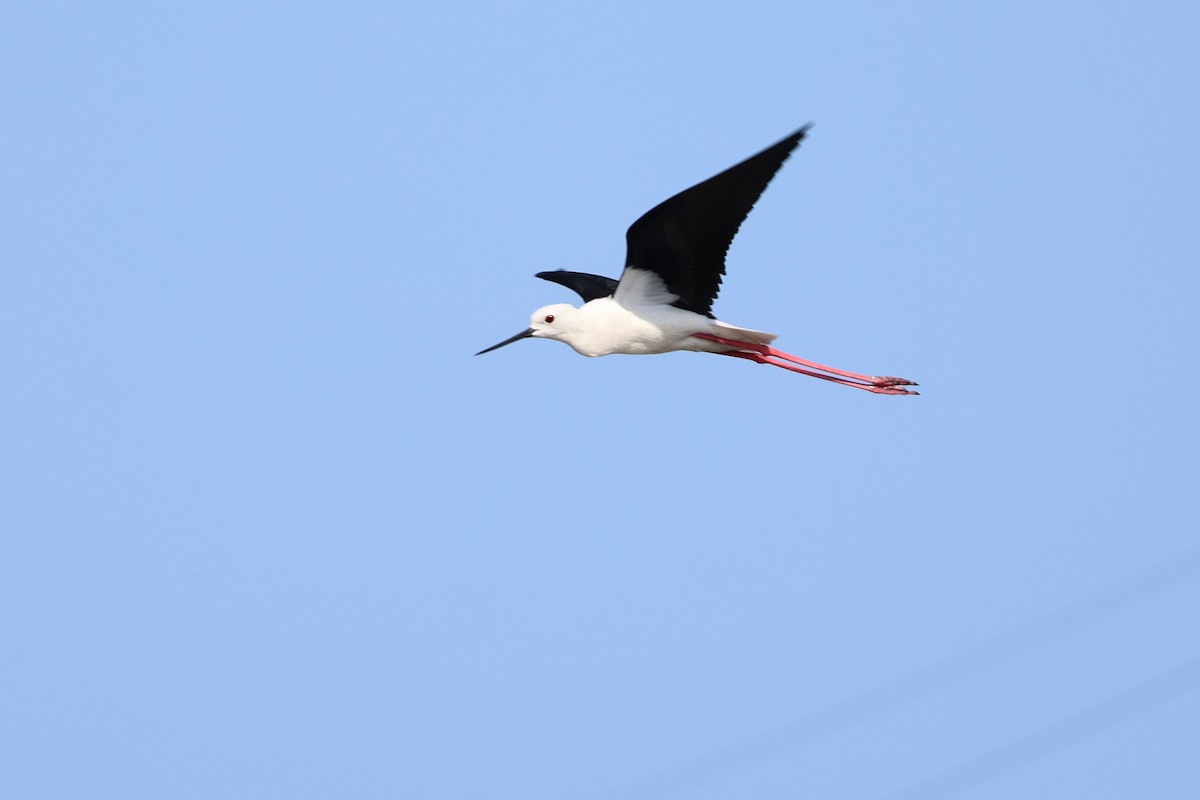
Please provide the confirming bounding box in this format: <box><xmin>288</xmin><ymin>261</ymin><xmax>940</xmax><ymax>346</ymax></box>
<box><xmin>4</xmin><ymin>2</ymin><xmax>1199</xmax><ymax>798</ymax></box>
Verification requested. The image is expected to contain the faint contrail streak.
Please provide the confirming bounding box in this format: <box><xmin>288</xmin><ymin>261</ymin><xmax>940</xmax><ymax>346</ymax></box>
<box><xmin>586</xmin><ymin>546</ymin><xmax>1200</xmax><ymax>800</ymax></box>
<box><xmin>878</xmin><ymin>654</ymin><xmax>1200</xmax><ymax>799</ymax></box>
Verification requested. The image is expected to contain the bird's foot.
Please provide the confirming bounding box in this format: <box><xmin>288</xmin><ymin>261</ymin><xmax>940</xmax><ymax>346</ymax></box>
<box><xmin>864</xmin><ymin>382</ymin><xmax>920</xmax><ymax>396</ymax></box>
<box><xmin>872</xmin><ymin>376</ymin><xmax>919</xmax><ymax>388</ymax></box>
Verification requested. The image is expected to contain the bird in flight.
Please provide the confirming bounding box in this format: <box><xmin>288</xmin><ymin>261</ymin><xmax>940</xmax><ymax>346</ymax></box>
<box><xmin>477</xmin><ymin>126</ymin><xmax>917</xmax><ymax>395</ymax></box>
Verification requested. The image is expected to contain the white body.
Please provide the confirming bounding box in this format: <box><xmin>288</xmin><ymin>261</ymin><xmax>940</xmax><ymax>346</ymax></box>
<box><xmin>527</xmin><ymin>297</ymin><xmax>776</xmax><ymax>357</ymax></box>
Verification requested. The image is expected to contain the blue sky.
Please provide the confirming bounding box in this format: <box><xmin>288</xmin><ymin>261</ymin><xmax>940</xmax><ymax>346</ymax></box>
<box><xmin>4</xmin><ymin>2</ymin><xmax>1199</xmax><ymax>798</ymax></box>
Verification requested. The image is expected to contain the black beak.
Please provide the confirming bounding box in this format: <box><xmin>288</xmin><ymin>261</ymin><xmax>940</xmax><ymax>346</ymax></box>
<box><xmin>475</xmin><ymin>328</ymin><xmax>534</xmax><ymax>356</ymax></box>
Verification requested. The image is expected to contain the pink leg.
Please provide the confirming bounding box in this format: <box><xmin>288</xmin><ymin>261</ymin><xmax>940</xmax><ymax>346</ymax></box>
<box><xmin>694</xmin><ymin>334</ymin><xmax>918</xmax><ymax>395</ymax></box>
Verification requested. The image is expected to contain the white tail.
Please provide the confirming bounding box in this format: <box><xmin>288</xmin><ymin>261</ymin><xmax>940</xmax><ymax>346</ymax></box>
<box><xmin>711</xmin><ymin>320</ymin><xmax>778</xmax><ymax>345</ymax></box>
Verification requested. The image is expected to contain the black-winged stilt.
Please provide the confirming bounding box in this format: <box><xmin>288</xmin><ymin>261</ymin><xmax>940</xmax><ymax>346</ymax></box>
<box><xmin>477</xmin><ymin>126</ymin><xmax>917</xmax><ymax>395</ymax></box>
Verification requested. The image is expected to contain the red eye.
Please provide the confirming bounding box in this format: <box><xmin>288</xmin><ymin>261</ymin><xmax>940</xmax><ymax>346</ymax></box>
<box><xmin>544</xmin><ymin>314</ymin><xmax>555</xmax><ymax>323</ymax></box>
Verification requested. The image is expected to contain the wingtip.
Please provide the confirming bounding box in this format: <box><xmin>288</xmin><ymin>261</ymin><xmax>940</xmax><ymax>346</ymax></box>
<box><xmin>772</xmin><ymin>124</ymin><xmax>813</xmax><ymax>159</ymax></box>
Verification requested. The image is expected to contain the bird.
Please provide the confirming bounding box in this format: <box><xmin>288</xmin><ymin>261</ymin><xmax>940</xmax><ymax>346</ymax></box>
<box><xmin>476</xmin><ymin>126</ymin><xmax>917</xmax><ymax>395</ymax></box>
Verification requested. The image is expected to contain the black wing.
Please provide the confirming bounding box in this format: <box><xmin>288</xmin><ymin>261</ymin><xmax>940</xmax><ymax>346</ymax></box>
<box><xmin>622</xmin><ymin>126</ymin><xmax>810</xmax><ymax>317</ymax></box>
<box><xmin>535</xmin><ymin>270</ymin><xmax>619</xmax><ymax>303</ymax></box>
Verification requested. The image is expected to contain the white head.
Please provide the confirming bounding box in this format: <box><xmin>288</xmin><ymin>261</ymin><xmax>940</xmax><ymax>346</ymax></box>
<box><xmin>476</xmin><ymin>303</ymin><xmax>579</xmax><ymax>355</ymax></box>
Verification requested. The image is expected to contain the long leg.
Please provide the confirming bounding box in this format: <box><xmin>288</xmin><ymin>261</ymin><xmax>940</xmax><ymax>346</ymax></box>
<box><xmin>695</xmin><ymin>334</ymin><xmax>918</xmax><ymax>395</ymax></box>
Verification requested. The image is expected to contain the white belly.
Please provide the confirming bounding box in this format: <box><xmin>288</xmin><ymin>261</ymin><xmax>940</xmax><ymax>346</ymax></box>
<box><xmin>564</xmin><ymin>299</ymin><xmax>702</xmax><ymax>357</ymax></box>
